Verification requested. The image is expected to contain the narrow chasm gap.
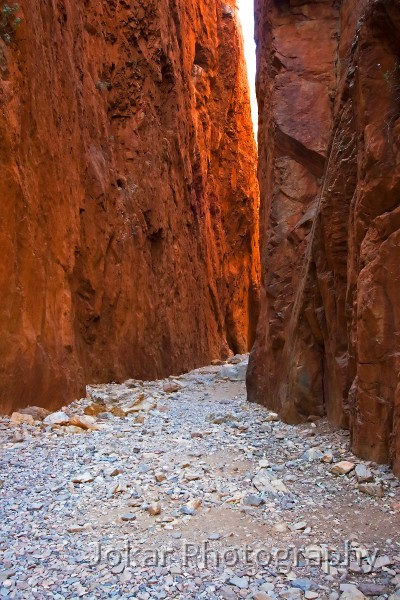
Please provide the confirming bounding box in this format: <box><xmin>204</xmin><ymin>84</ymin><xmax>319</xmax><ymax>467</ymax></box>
<box><xmin>237</xmin><ymin>0</ymin><xmax>259</xmax><ymax>137</ymax></box>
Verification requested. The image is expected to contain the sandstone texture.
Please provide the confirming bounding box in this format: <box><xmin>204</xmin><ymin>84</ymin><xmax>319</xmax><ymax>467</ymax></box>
<box><xmin>248</xmin><ymin>0</ymin><xmax>400</xmax><ymax>475</ymax></box>
<box><xmin>0</xmin><ymin>0</ymin><xmax>259</xmax><ymax>412</ymax></box>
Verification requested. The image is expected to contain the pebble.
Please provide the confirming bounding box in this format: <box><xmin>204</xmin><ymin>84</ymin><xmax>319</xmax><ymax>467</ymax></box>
<box><xmin>229</xmin><ymin>576</ymin><xmax>249</xmax><ymax>589</ymax></box>
<box><xmin>291</xmin><ymin>578</ymin><xmax>313</xmax><ymax>591</ymax></box>
<box><xmin>71</xmin><ymin>472</ymin><xmax>94</xmax><ymax>483</ymax></box>
<box><xmin>111</xmin><ymin>563</ymin><xmax>125</xmax><ymax>575</ymax></box>
<box><xmin>358</xmin><ymin>583</ymin><xmax>389</xmax><ymax>595</ymax></box>
<box><xmin>120</xmin><ymin>512</ymin><xmax>137</xmax><ymax>521</ymax></box>
<box><xmin>147</xmin><ymin>502</ymin><xmax>161</xmax><ymax>516</ymax></box>
<box><xmin>220</xmin><ymin>586</ymin><xmax>238</xmax><ymax>600</ymax></box>
<box><xmin>339</xmin><ymin>590</ymin><xmax>366</xmax><ymax>600</ymax></box>
<box><xmin>163</xmin><ymin>382</ymin><xmax>181</xmax><ymax>394</ymax></box>
<box><xmin>28</xmin><ymin>503</ymin><xmax>43</xmax><ymax>511</ymax></box>
<box><xmin>358</xmin><ymin>482</ymin><xmax>384</xmax><ymax>498</ymax></box>
<box><xmin>302</xmin><ymin>448</ymin><xmax>324</xmax><ymax>461</ymax></box>
<box><xmin>243</xmin><ymin>494</ymin><xmax>265</xmax><ymax>507</ymax></box>
<box><xmin>373</xmin><ymin>555</ymin><xmax>393</xmax><ymax>569</ymax></box>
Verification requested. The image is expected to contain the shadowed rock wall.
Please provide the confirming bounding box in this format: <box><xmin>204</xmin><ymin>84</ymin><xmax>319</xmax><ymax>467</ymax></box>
<box><xmin>249</xmin><ymin>0</ymin><xmax>400</xmax><ymax>475</ymax></box>
<box><xmin>0</xmin><ymin>0</ymin><xmax>259</xmax><ymax>413</ymax></box>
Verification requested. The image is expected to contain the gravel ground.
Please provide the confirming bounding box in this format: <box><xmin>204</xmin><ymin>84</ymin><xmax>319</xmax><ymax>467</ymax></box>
<box><xmin>0</xmin><ymin>356</ymin><xmax>399</xmax><ymax>600</ymax></box>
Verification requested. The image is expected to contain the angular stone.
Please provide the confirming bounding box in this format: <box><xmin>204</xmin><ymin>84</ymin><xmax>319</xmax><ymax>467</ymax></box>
<box><xmin>163</xmin><ymin>382</ymin><xmax>181</xmax><ymax>394</ymax></box>
<box><xmin>169</xmin><ymin>565</ymin><xmax>182</xmax><ymax>575</ymax></box>
<box><xmin>274</xmin><ymin>522</ymin><xmax>290</xmax><ymax>533</ymax></box>
<box><xmin>355</xmin><ymin>464</ymin><xmax>374</xmax><ymax>484</ymax></box>
<box><xmin>120</xmin><ymin>513</ymin><xmax>137</xmax><ymax>522</ymax></box>
<box><xmin>220</xmin><ymin>586</ymin><xmax>238</xmax><ymax>600</ymax></box>
<box><xmin>69</xmin><ymin>415</ymin><xmax>99</xmax><ymax>430</ymax></box>
<box><xmin>84</xmin><ymin>401</ymin><xmax>107</xmax><ymax>416</ymax></box>
<box><xmin>265</xmin><ymin>413</ymin><xmax>279</xmax><ymax>422</ymax></box>
<box><xmin>104</xmin><ymin>467</ymin><xmax>122</xmax><ymax>477</ymax></box>
<box><xmin>322</xmin><ymin>451</ymin><xmax>334</xmax><ymax>463</ymax></box>
<box><xmin>43</xmin><ymin>411</ymin><xmax>70</xmax><ymax>426</ymax></box>
<box><xmin>10</xmin><ymin>412</ymin><xmax>34</xmax><ymax>426</ymax></box>
<box><xmin>28</xmin><ymin>503</ymin><xmax>44</xmax><ymax>511</ymax></box>
<box><xmin>19</xmin><ymin>406</ymin><xmax>50</xmax><ymax>421</ymax></box>
<box><xmin>121</xmin><ymin>394</ymin><xmax>157</xmax><ymax>415</ymax></box>
<box><xmin>67</xmin><ymin>524</ymin><xmax>90</xmax><ymax>533</ymax></box>
<box><xmin>180</xmin><ymin>505</ymin><xmax>195</xmax><ymax>516</ymax></box>
<box><xmin>228</xmin><ymin>576</ymin><xmax>249</xmax><ymax>590</ymax></box>
<box><xmin>218</xmin><ymin>363</ymin><xmax>247</xmax><ymax>382</ymax></box>
<box><xmin>358</xmin><ymin>583</ymin><xmax>389</xmax><ymax>596</ymax></box>
<box><xmin>253</xmin><ymin>469</ymin><xmax>289</xmax><ymax>495</ymax></box>
<box><xmin>291</xmin><ymin>579</ymin><xmax>313</xmax><ymax>592</ymax></box>
<box><xmin>358</xmin><ymin>482</ymin><xmax>384</xmax><ymax>498</ymax></box>
<box><xmin>243</xmin><ymin>494</ymin><xmax>265</xmax><ymax>507</ymax></box>
<box><xmin>111</xmin><ymin>563</ymin><xmax>125</xmax><ymax>575</ymax></box>
<box><xmin>293</xmin><ymin>521</ymin><xmax>307</xmax><ymax>531</ymax></box>
<box><xmin>302</xmin><ymin>448</ymin><xmax>324</xmax><ymax>461</ymax></box>
<box><xmin>147</xmin><ymin>502</ymin><xmax>161</xmax><ymax>516</ymax></box>
<box><xmin>331</xmin><ymin>461</ymin><xmax>355</xmax><ymax>476</ymax></box>
<box><xmin>71</xmin><ymin>472</ymin><xmax>94</xmax><ymax>484</ymax></box>
<box><xmin>339</xmin><ymin>591</ymin><xmax>366</xmax><ymax>600</ymax></box>
<box><xmin>373</xmin><ymin>555</ymin><xmax>393</xmax><ymax>569</ymax></box>
<box><xmin>111</xmin><ymin>406</ymin><xmax>126</xmax><ymax>418</ymax></box>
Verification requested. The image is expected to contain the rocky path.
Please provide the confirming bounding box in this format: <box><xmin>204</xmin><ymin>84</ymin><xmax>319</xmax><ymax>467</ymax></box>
<box><xmin>0</xmin><ymin>357</ymin><xmax>399</xmax><ymax>600</ymax></box>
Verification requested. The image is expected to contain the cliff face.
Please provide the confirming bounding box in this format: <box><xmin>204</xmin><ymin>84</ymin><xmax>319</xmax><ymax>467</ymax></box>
<box><xmin>248</xmin><ymin>0</ymin><xmax>341</xmax><ymax>421</ymax></box>
<box><xmin>249</xmin><ymin>0</ymin><xmax>400</xmax><ymax>475</ymax></box>
<box><xmin>0</xmin><ymin>0</ymin><xmax>259</xmax><ymax>413</ymax></box>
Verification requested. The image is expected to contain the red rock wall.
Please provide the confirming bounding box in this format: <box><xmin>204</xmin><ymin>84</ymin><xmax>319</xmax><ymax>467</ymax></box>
<box><xmin>0</xmin><ymin>0</ymin><xmax>259</xmax><ymax>413</ymax></box>
<box><xmin>249</xmin><ymin>0</ymin><xmax>400</xmax><ymax>475</ymax></box>
<box><xmin>248</xmin><ymin>0</ymin><xmax>341</xmax><ymax>417</ymax></box>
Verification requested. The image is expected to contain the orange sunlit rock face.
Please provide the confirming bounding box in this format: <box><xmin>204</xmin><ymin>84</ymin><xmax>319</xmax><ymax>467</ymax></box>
<box><xmin>0</xmin><ymin>0</ymin><xmax>259</xmax><ymax>413</ymax></box>
<box><xmin>249</xmin><ymin>0</ymin><xmax>400</xmax><ymax>476</ymax></box>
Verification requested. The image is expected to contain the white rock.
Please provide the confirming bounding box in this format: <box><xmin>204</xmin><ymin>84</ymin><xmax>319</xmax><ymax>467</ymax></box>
<box><xmin>72</xmin><ymin>472</ymin><xmax>94</xmax><ymax>484</ymax></box>
<box><xmin>43</xmin><ymin>411</ymin><xmax>70</xmax><ymax>426</ymax></box>
<box><xmin>121</xmin><ymin>393</ymin><xmax>157</xmax><ymax>414</ymax></box>
<box><xmin>253</xmin><ymin>469</ymin><xmax>289</xmax><ymax>494</ymax></box>
<box><xmin>265</xmin><ymin>412</ymin><xmax>279</xmax><ymax>422</ymax></box>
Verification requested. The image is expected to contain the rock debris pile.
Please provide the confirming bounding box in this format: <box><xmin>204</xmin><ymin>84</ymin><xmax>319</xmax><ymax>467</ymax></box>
<box><xmin>1</xmin><ymin>357</ymin><xmax>399</xmax><ymax>599</ymax></box>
